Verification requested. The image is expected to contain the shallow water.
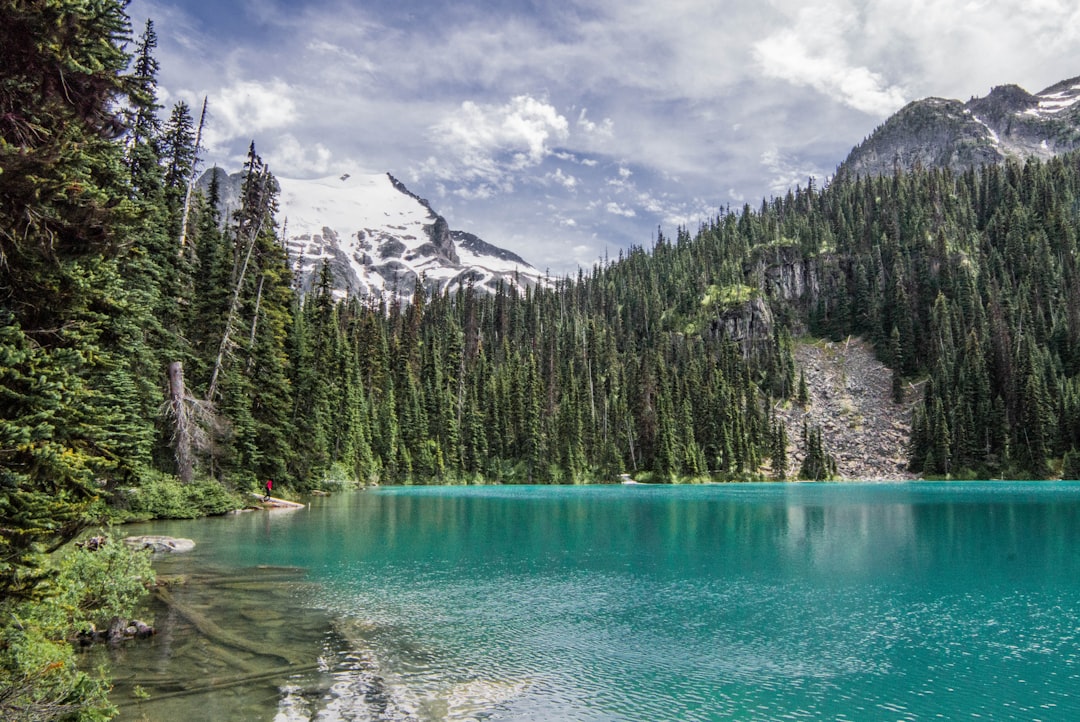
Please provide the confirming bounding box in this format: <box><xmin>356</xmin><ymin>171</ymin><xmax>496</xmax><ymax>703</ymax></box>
<box><xmin>94</xmin><ymin>482</ymin><xmax>1080</xmax><ymax>720</ymax></box>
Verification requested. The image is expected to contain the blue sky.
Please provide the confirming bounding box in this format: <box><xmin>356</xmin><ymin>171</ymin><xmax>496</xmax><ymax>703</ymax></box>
<box><xmin>129</xmin><ymin>0</ymin><xmax>1080</xmax><ymax>275</ymax></box>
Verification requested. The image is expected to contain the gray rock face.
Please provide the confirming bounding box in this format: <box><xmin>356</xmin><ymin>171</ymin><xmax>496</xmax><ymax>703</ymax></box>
<box><xmin>748</xmin><ymin>245</ymin><xmax>821</xmax><ymax>304</ymax></box>
<box><xmin>837</xmin><ymin>75</ymin><xmax>1080</xmax><ymax>180</ymax></box>
<box><xmin>710</xmin><ymin>296</ymin><xmax>775</xmax><ymax>358</ymax></box>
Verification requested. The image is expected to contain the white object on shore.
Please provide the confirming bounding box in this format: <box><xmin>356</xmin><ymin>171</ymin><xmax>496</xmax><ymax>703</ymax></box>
<box><xmin>250</xmin><ymin>492</ymin><xmax>306</xmax><ymax>509</ymax></box>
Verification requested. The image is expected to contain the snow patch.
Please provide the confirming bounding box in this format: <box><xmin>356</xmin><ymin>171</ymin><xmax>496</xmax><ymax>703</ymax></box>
<box><xmin>1024</xmin><ymin>86</ymin><xmax>1080</xmax><ymax>117</ymax></box>
<box><xmin>276</xmin><ymin>172</ymin><xmax>545</xmax><ymax>303</ymax></box>
<box><xmin>278</xmin><ymin>174</ymin><xmax>434</xmax><ymax>250</ymax></box>
<box><xmin>969</xmin><ymin>114</ymin><xmax>1000</xmax><ymax>146</ymax></box>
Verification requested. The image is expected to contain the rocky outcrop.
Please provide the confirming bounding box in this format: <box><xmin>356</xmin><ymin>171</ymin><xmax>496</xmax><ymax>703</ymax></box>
<box><xmin>123</xmin><ymin>535</ymin><xmax>196</xmax><ymax>553</ymax></box>
<box><xmin>746</xmin><ymin>244</ymin><xmax>822</xmax><ymax>304</ymax></box>
<box><xmin>426</xmin><ymin>216</ymin><xmax>460</xmax><ymax>265</ymax></box>
<box><xmin>77</xmin><ymin>617</ymin><xmax>155</xmax><ymax>645</ymax></box>
<box><xmin>710</xmin><ymin>296</ymin><xmax>774</xmax><ymax>357</ymax></box>
<box><xmin>712</xmin><ymin>244</ymin><xmax>832</xmax><ymax>356</ymax></box>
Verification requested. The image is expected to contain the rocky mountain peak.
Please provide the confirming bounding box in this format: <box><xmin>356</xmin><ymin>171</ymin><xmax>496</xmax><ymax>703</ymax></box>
<box><xmin>199</xmin><ymin>169</ymin><xmax>545</xmax><ymax>303</ymax></box>
<box><xmin>836</xmin><ymin>74</ymin><xmax>1080</xmax><ymax>181</ymax></box>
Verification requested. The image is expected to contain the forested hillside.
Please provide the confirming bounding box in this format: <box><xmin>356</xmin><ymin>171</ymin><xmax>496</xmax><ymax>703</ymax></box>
<box><xmin>5</xmin><ymin>4</ymin><xmax>1080</xmax><ymax>519</ymax></box>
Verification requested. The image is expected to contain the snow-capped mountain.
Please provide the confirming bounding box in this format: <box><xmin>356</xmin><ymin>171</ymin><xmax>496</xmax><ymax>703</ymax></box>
<box><xmin>836</xmin><ymin>75</ymin><xmax>1080</xmax><ymax>180</ymax></box>
<box><xmin>199</xmin><ymin>169</ymin><xmax>546</xmax><ymax>302</ymax></box>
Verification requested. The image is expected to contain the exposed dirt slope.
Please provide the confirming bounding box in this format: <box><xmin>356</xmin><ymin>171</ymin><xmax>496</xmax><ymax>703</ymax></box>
<box><xmin>776</xmin><ymin>337</ymin><xmax>920</xmax><ymax>480</ymax></box>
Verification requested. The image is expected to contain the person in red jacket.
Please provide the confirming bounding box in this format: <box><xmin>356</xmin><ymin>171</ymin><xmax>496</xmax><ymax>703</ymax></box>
<box><xmin>264</xmin><ymin>479</ymin><xmax>273</xmax><ymax>501</ymax></box>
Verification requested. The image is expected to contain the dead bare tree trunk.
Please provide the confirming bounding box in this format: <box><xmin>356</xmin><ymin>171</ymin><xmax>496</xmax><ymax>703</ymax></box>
<box><xmin>245</xmin><ymin>274</ymin><xmax>265</xmax><ymax>372</ymax></box>
<box><xmin>168</xmin><ymin>361</ymin><xmax>195</xmax><ymax>483</ymax></box>
<box><xmin>178</xmin><ymin>97</ymin><xmax>208</xmax><ymax>254</ymax></box>
<box><xmin>206</xmin><ymin>170</ymin><xmax>271</xmax><ymax>402</ymax></box>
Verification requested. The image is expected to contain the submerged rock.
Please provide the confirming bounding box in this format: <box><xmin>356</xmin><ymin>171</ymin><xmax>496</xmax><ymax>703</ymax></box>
<box><xmin>77</xmin><ymin>618</ymin><xmax>155</xmax><ymax>645</ymax></box>
<box><xmin>123</xmin><ymin>535</ymin><xmax>196</xmax><ymax>553</ymax></box>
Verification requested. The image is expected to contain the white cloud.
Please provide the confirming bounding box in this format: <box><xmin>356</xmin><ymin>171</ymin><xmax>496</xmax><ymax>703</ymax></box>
<box><xmin>605</xmin><ymin>201</ymin><xmax>637</xmax><ymax>218</ymax></box>
<box><xmin>452</xmin><ymin>185</ymin><xmax>498</xmax><ymax>201</ymax></box>
<box><xmin>307</xmin><ymin>40</ymin><xmax>376</xmax><ymax>74</ymax></box>
<box><xmin>546</xmin><ymin>168</ymin><xmax>579</xmax><ymax>190</ymax></box>
<box><xmin>577</xmin><ymin>108</ymin><xmax>614</xmax><ymax>138</ymax></box>
<box><xmin>761</xmin><ymin>148</ymin><xmax>827</xmax><ymax>195</ymax></box>
<box><xmin>425</xmin><ymin>95</ymin><xmax>570</xmax><ymax>190</ymax></box>
<box><xmin>200</xmin><ymin>78</ymin><xmax>299</xmax><ymax>149</ymax></box>
<box><xmin>266</xmin><ymin>134</ymin><xmax>342</xmax><ymax>177</ymax></box>
<box><xmin>753</xmin><ymin>3</ymin><xmax>908</xmax><ymax>116</ymax></box>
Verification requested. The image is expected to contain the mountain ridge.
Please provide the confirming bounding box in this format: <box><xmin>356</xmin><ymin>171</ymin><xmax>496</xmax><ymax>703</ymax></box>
<box><xmin>198</xmin><ymin>168</ymin><xmax>546</xmax><ymax>302</ymax></box>
<box><xmin>836</xmin><ymin>74</ymin><xmax>1080</xmax><ymax>179</ymax></box>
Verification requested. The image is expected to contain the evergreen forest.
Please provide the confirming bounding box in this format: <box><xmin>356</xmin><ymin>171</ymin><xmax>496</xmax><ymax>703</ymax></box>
<box><xmin>3</xmin><ymin>1</ymin><xmax>1080</xmax><ymax>716</ymax></box>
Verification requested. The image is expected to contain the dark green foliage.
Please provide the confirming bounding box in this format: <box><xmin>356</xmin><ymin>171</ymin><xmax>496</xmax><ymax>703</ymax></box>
<box><xmin>115</xmin><ymin>474</ymin><xmax>240</xmax><ymax>520</ymax></box>
<box><xmin>1062</xmin><ymin>449</ymin><xmax>1080</xmax><ymax>480</ymax></box>
<box><xmin>0</xmin><ymin>0</ymin><xmax>141</xmax><ymax>602</ymax></box>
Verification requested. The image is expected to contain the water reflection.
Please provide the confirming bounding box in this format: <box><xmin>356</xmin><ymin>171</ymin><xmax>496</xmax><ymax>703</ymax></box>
<box><xmin>96</xmin><ymin>483</ymin><xmax>1080</xmax><ymax>721</ymax></box>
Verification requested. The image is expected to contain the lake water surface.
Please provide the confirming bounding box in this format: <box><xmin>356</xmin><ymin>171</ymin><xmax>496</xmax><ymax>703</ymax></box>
<box><xmin>96</xmin><ymin>482</ymin><xmax>1080</xmax><ymax>720</ymax></box>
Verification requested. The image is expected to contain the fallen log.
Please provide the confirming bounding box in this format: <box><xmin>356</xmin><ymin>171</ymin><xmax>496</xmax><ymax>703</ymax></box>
<box><xmin>249</xmin><ymin>493</ymin><xmax>306</xmax><ymax>509</ymax></box>
<box><xmin>117</xmin><ymin>662</ymin><xmax>322</xmax><ymax>706</ymax></box>
<box><xmin>152</xmin><ymin>585</ymin><xmax>304</xmax><ymax>666</ymax></box>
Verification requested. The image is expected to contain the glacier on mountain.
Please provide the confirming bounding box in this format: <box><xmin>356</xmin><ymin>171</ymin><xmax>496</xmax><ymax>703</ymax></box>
<box><xmin>201</xmin><ymin>168</ymin><xmax>547</xmax><ymax>303</ymax></box>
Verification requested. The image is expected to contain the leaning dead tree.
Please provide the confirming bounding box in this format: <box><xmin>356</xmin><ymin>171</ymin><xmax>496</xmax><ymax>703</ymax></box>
<box><xmin>166</xmin><ymin>148</ymin><xmax>274</xmax><ymax>481</ymax></box>
<box><xmin>177</xmin><ymin>96</ymin><xmax>208</xmax><ymax>254</ymax></box>
<box><xmin>206</xmin><ymin>165</ymin><xmax>273</xmax><ymax>402</ymax></box>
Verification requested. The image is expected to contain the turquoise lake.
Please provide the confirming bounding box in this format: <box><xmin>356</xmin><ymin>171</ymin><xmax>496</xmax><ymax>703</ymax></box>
<box><xmin>99</xmin><ymin>482</ymin><xmax>1080</xmax><ymax>720</ymax></box>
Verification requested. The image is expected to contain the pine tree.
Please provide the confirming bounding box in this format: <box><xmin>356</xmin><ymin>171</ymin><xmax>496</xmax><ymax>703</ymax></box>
<box><xmin>125</xmin><ymin>19</ymin><xmax>162</xmax><ymax>198</ymax></box>
<box><xmin>0</xmin><ymin>0</ymin><xmax>151</xmax><ymax>714</ymax></box>
<box><xmin>772</xmin><ymin>420</ymin><xmax>788</xmax><ymax>480</ymax></box>
<box><xmin>0</xmin><ymin>0</ymin><xmax>139</xmax><ymax>595</ymax></box>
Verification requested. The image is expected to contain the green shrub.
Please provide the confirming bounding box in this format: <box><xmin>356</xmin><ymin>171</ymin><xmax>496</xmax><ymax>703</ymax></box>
<box><xmin>0</xmin><ymin>534</ymin><xmax>155</xmax><ymax>721</ymax></box>
<box><xmin>116</xmin><ymin>474</ymin><xmax>240</xmax><ymax>520</ymax></box>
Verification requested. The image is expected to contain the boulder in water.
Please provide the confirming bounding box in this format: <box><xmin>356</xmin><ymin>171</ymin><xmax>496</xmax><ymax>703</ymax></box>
<box><xmin>123</xmin><ymin>535</ymin><xmax>196</xmax><ymax>553</ymax></box>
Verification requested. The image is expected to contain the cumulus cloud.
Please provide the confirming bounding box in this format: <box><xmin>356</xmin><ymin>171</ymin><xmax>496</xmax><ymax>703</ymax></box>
<box><xmin>546</xmin><ymin>168</ymin><xmax>579</xmax><ymax>190</ymax></box>
<box><xmin>426</xmin><ymin>95</ymin><xmax>570</xmax><ymax>189</ymax></box>
<box><xmin>577</xmin><ymin>108</ymin><xmax>614</xmax><ymax>138</ymax></box>
<box><xmin>753</xmin><ymin>3</ymin><xmax>908</xmax><ymax>116</ymax></box>
<box><xmin>605</xmin><ymin>201</ymin><xmax>637</xmax><ymax>218</ymax></box>
<box><xmin>266</xmin><ymin>134</ymin><xmax>341</xmax><ymax>176</ymax></box>
<box><xmin>201</xmin><ymin>78</ymin><xmax>299</xmax><ymax>149</ymax></box>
